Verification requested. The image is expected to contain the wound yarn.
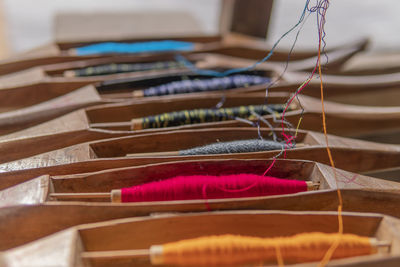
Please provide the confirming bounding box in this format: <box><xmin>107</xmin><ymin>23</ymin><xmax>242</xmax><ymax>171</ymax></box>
<box><xmin>142</xmin><ymin>75</ymin><xmax>270</xmax><ymax>97</ymax></box>
<box><xmin>134</xmin><ymin>104</ymin><xmax>286</xmax><ymax>129</ymax></box>
<box><xmin>120</xmin><ymin>174</ymin><xmax>307</xmax><ymax>202</ymax></box>
<box><xmin>152</xmin><ymin>233</ymin><xmax>375</xmax><ymax>266</ymax></box>
<box><xmin>71</xmin><ymin>61</ymin><xmax>186</xmax><ymax>76</ymax></box>
<box><xmin>179</xmin><ymin>139</ymin><xmax>286</xmax><ymax>156</ymax></box>
<box><xmin>74</xmin><ymin>40</ymin><xmax>195</xmax><ymax>56</ymax></box>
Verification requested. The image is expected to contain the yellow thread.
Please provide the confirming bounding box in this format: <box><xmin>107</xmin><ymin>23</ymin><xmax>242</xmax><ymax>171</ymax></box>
<box><xmin>275</xmin><ymin>245</ymin><xmax>284</xmax><ymax>267</ymax></box>
<box><xmin>121</xmin><ymin>64</ymin><xmax>128</xmax><ymax>71</ymax></box>
<box><xmin>156</xmin><ymin>62</ymin><xmax>163</xmax><ymax>69</ymax></box>
<box><xmin>163</xmin><ymin>113</ymin><xmax>170</xmax><ymax>127</ymax></box>
<box><xmin>87</xmin><ymin>67</ymin><xmax>94</xmax><ymax>75</ymax></box>
<box><xmin>142</xmin><ymin>118</ymin><xmax>148</xmax><ymax>128</ymax></box>
<box><xmin>292</xmin><ymin>76</ymin><xmax>310</xmax><ymax>140</ymax></box>
<box><xmin>157</xmin><ymin>233</ymin><xmax>374</xmax><ymax>266</ymax></box>
<box><xmin>199</xmin><ymin>109</ymin><xmax>206</xmax><ymax>122</ymax></box>
<box><xmin>295</xmin><ymin>116</ymin><xmax>303</xmax><ymax>138</ymax></box>
<box><xmin>184</xmin><ymin>110</ymin><xmax>190</xmax><ymax>124</ymax></box>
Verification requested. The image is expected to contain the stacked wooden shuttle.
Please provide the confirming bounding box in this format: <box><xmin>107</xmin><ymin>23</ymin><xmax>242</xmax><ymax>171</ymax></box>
<box><xmin>1</xmin><ymin>22</ymin><xmax>400</xmax><ymax>267</ymax></box>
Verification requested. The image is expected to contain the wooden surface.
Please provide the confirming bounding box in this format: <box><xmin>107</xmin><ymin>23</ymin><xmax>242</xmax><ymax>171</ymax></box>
<box><xmin>1</xmin><ymin>190</ymin><xmax>400</xmax><ymax>252</ymax></box>
<box><xmin>2</xmin><ymin>211</ymin><xmax>400</xmax><ymax>266</ymax></box>
<box><xmin>220</xmin><ymin>0</ymin><xmax>273</xmax><ymax>38</ymax></box>
<box><xmin>0</xmin><ymin>110</ymin><xmax>132</xmax><ymax>164</ymax></box>
<box><xmin>4</xmin><ymin>124</ymin><xmax>400</xmax><ymax>189</ymax></box>
<box><xmin>0</xmin><ymin>33</ymin><xmax>367</xmax><ymax>83</ymax></box>
<box><xmin>0</xmin><ymin>81</ymin><xmax>91</xmax><ymax>113</ymax></box>
<box><xmin>55</xmin><ymin>12</ymin><xmax>204</xmax><ymax>43</ymax></box>
<box><xmin>1</xmin><ymin>158</ymin><xmax>399</xmax><ymax>206</ymax></box>
<box><xmin>1</xmin><ymin>130</ymin><xmax>400</xmax><ymax>187</ymax></box>
<box><xmin>79</xmin><ymin>92</ymin><xmax>400</xmax><ymax>139</ymax></box>
<box><xmin>0</xmin><ymin>116</ymin><xmax>393</xmax><ymax>164</ymax></box>
<box><xmin>2</xmin><ymin>8</ymin><xmax>400</xmax><ymax>267</ymax></box>
<box><xmin>0</xmin><ymin>0</ymin><xmax>9</xmax><ymax>59</ymax></box>
<box><xmin>0</xmin><ymin>35</ymin><xmax>220</xmax><ymax>76</ymax></box>
<box><xmin>0</xmin><ymin>85</ymin><xmax>108</xmax><ymax>135</ymax></box>
<box><xmin>0</xmin><ymin>39</ymin><xmax>374</xmax><ymax>126</ymax></box>
<box><xmin>0</xmin><ymin>41</ymin><xmax>364</xmax><ymax>90</ymax></box>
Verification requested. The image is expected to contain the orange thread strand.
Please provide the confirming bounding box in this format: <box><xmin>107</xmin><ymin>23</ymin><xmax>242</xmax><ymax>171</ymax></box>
<box><xmin>315</xmin><ymin>1</ymin><xmax>344</xmax><ymax>265</ymax></box>
<box><xmin>275</xmin><ymin>244</ymin><xmax>285</xmax><ymax>267</ymax></box>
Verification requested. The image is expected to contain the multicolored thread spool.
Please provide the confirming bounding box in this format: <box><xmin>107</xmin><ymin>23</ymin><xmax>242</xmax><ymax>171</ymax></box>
<box><xmin>65</xmin><ymin>61</ymin><xmax>186</xmax><ymax>77</ymax></box>
<box><xmin>131</xmin><ymin>104</ymin><xmax>288</xmax><ymax>130</ymax></box>
<box><xmin>133</xmin><ymin>75</ymin><xmax>271</xmax><ymax>97</ymax></box>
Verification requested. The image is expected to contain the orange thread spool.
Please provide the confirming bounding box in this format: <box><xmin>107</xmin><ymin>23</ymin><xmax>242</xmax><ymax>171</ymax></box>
<box><xmin>150</xmin><ymin>233</ymin><xmax>375</xmax><ymax>266</ymax></box>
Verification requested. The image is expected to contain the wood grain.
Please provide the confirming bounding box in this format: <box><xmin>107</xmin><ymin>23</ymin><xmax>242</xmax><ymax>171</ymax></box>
<box><xmin>3</xmin><ymin>127</ymin><xmax>400</xmax><ymax>189</ymax></box>
<box><xmin>1</xmin><ymin>158</ymin><xmax>400</xmax><ymax>206</ymax></box>
<box><xmin>2</xmin><ymin>211</ymin><xmax>400</xmax><ymax>266</ymax></box>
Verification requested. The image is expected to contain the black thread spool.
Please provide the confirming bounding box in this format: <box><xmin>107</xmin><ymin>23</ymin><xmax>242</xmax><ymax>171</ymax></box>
<box><xmin>132</xmin><ymin>104</ymin><xmax>287</xmax><ymax>130</ymax></box>
<box><xmin>66</xmin><ymin>61</ymin><xmax>186</xmax><ymax>77</ymax></box>
<box><xmin>137</xmin><ymin>75</ymin><xmax>271</xmax><ymax>97</ymax></box>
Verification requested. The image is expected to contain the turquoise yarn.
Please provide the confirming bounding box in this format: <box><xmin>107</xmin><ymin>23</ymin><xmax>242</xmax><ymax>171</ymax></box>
<box><xmin>75</xmin><ymin>40</ymin><xmax>194</xmax><ymax>56</ymax></box>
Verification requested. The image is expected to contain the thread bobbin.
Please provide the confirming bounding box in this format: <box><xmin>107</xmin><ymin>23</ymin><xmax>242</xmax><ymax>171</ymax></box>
<box><xmin>133</xmin><ymin>90</ymin><xmax>144</xmax><ymax>98</ymax></box>
<box><xmin>111</xmin><ymin>189</ymin><xmax>122</xmax><ymax>203</ymax></box>
<box><xmin>149</xmin><ymin>246</ymin><xmax>164</xmax><ymax>265</ymax></box>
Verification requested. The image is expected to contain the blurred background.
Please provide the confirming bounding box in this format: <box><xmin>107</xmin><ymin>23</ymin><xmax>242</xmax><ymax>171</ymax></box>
<box><xmin>0</xmin><ymin>0</ymin><xmax>399</xmax><ymax>57</ymax></box>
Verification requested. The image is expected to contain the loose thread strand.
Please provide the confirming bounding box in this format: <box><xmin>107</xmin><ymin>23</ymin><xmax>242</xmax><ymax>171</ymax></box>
<box><xmin>313</xmin><ymin>1</ymin><xmax>344</xmax><ymax>266</ymax></box>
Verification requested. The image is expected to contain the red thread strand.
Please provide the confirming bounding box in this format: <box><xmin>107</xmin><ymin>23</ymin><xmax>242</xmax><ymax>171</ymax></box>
<box><xmin>120</xmin><ymin>174</ymin><xmax>307</xmax><ymax>202</ymax></box>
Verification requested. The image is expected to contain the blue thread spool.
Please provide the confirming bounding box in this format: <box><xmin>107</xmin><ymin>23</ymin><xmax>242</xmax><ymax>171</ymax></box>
<box><xmin>74</xmin><ymin>40</ymin><xmax>195</xmax><ymax>56</ymax></box>
<box><xmin>141</xmin><ymin>75</ymin><xmax>270</xmax><ymax>97</ymax></box>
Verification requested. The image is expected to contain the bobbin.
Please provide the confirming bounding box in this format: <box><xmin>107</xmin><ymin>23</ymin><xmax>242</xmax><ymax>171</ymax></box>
<box><xmin>79</xmin><ymin>235</ymin><xmax>390</xmax><ymax>265</ymax></box>
<box><xmin>131</xmin><ymin>104</ymin><xmax>287</xmax><ymax>130</ymax></box>
<box><xmin>70</xmin><ymin>40</ymin><xmax>196</xmax><ymax>56</ymax></box>
<box><xmin>64</xmin><ymin>61</ymin><xmax>186</xmax><ymax>77</ymax></box>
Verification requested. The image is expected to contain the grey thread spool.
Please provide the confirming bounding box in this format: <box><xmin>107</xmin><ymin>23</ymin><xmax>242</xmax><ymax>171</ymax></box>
<box><xmin>143</xmin><ymin>75</ymin><xmax>270</xmax><ymax>97</ymax></box>
<box><xmin>73</xmin><ymin>61</ymin><xmax>185</xmax><ymax>77</ymax></box>
<box><xmin>179</xmin><ymin>139</ymin><xmax>290</xmax><ymax>156</ymax></box>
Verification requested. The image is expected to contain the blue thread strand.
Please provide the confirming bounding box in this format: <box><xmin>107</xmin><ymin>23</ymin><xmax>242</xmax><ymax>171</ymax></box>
<box><xmin>175</xmin><ymin>0</ymin><xmax>311</xmax><ymax>77</ymax></box>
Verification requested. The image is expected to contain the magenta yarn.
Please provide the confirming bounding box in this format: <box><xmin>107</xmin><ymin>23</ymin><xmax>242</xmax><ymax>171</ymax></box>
<box><xmin>120</xmin><ymin>174</ymin><xmax>307</xmax><ymax>202</ymax></box>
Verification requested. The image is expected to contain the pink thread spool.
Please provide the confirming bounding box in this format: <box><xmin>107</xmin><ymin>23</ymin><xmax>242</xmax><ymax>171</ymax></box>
<box><xmin>117</xmin><ymin>174</ymin><xmax>309</xmax><ymax>202</ymax></box>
